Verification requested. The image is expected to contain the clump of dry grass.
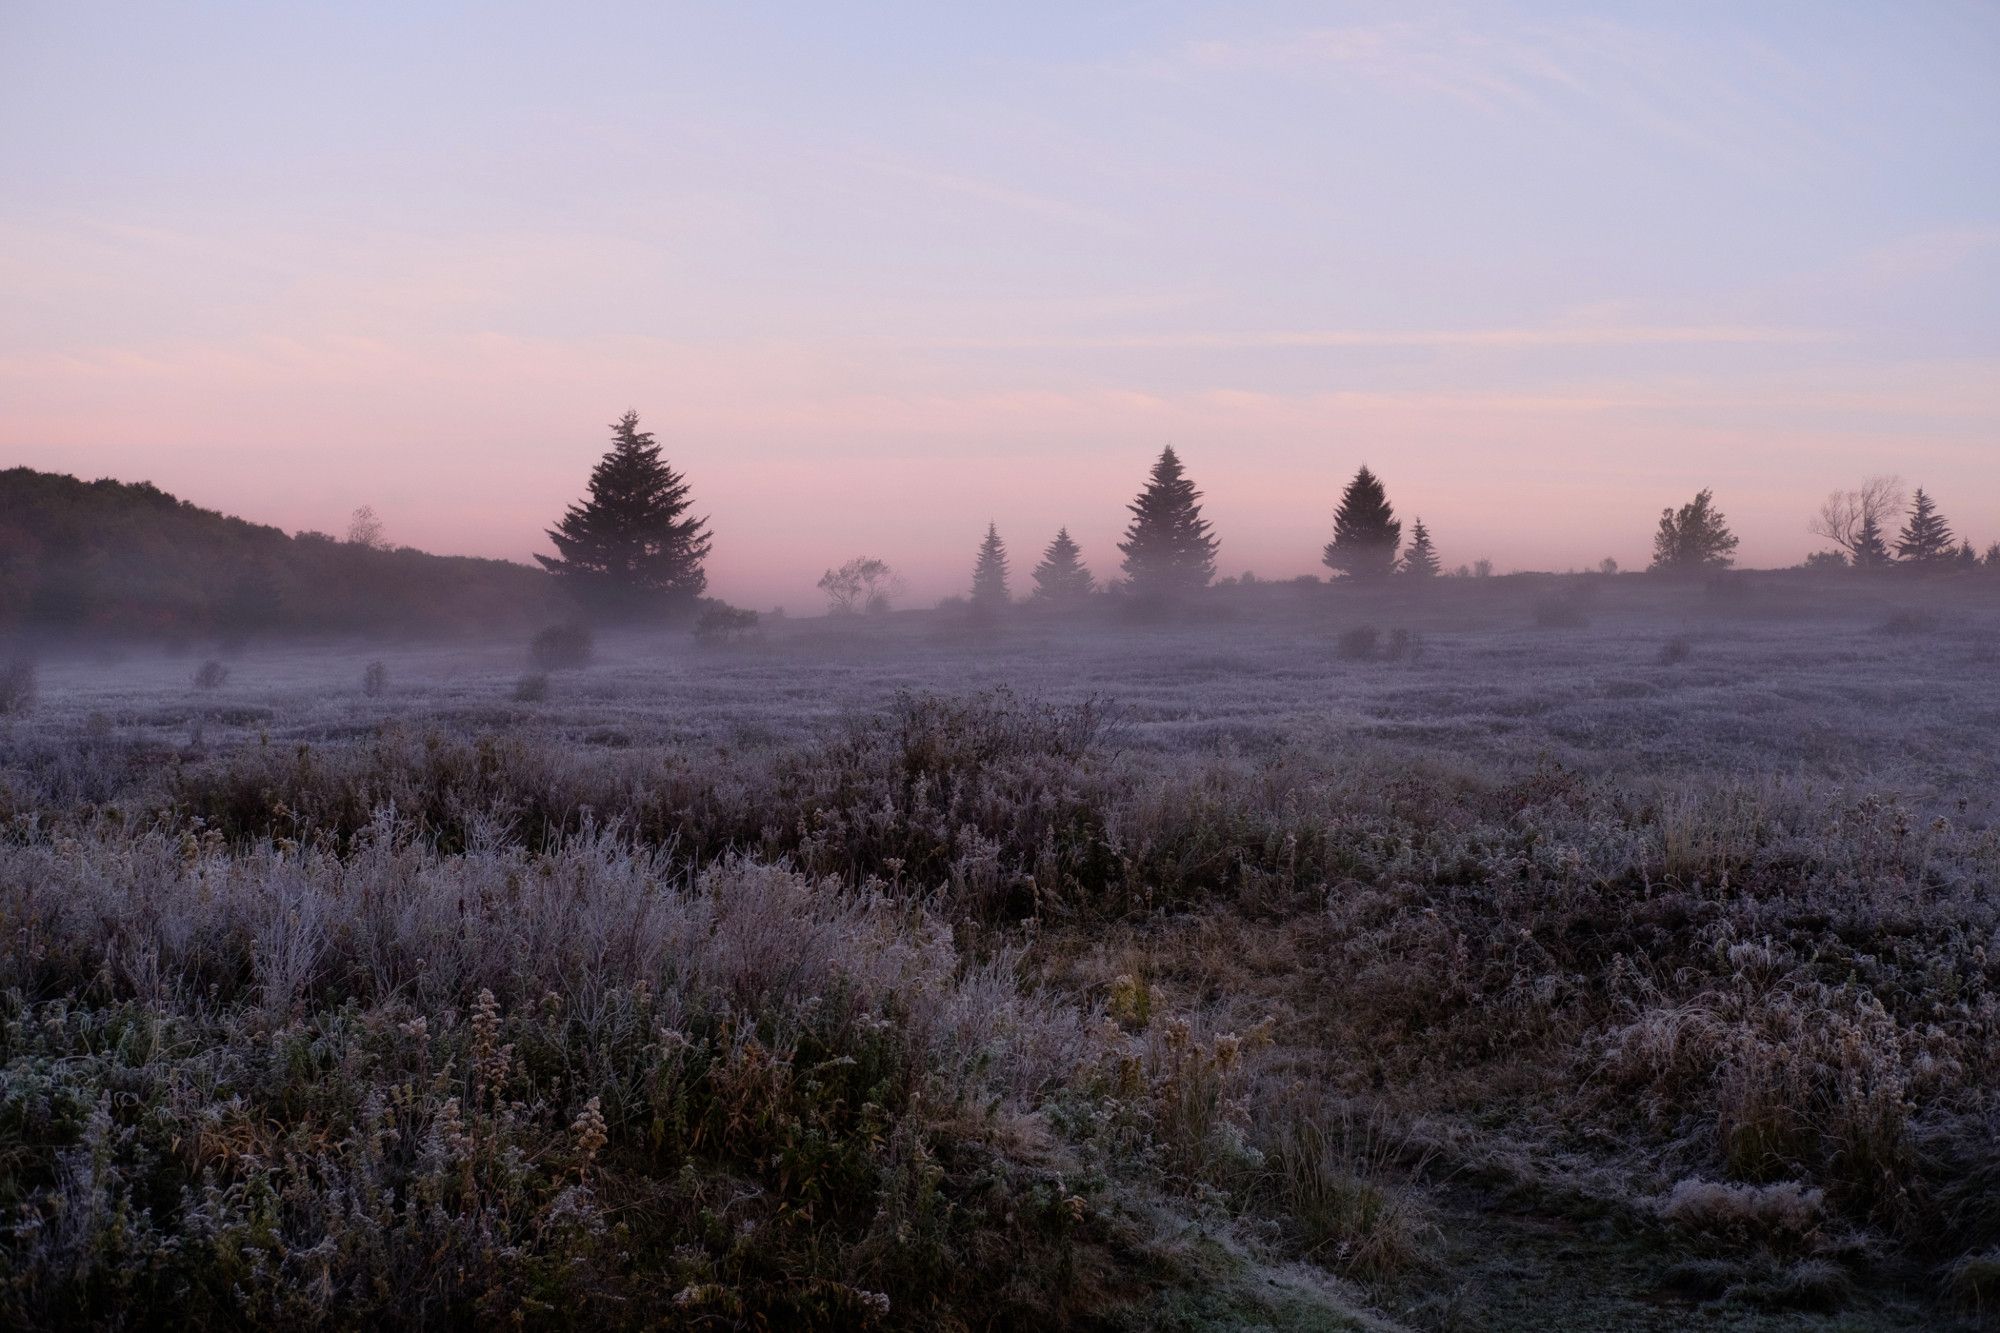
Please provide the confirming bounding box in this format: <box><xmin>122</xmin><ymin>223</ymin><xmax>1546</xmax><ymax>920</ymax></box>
<box><xmin>1263</xmin><ymin>1106</ymin><xmax>1433</xmax><ymax>1281</ymax></box>
<box><xmin>1657</xmin><ymin>1178</ymin><xmax>1826</xmax><ymax>1250</ymax></box>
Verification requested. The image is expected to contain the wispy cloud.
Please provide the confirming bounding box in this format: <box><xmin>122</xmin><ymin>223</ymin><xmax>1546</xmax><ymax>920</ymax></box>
<box><xmin>920</xmin><ymin>324</ymin><xmax>1841</xmax><ymax>351</ymax></box>
<box><xmin>1849</xmin><ymin>225</ymin><xmax>2000</xmax><ymax>283</ymax></box>
<box><xmin>1127</xmin><ymin>15</ymin><xmax>1827</xmax><ymax>171</ymax></box>
<box><xmin>842</xmin><ymin>151</ymin><xmax>1136</xmax><ymax>237</ymax></box>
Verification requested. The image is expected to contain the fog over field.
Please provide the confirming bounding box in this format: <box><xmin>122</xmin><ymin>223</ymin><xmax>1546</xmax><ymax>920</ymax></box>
<box><xmin>22</xmin><ymin>576</ymin><xmax>2000</xmax><ymax>805</ymax></box>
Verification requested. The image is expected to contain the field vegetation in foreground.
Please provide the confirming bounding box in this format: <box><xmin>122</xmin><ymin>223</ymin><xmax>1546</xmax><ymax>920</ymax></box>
<box><xmin>2</xmin><ymin>571</ymin><xmax>1998</xmax><ymax>1330</ymax></box>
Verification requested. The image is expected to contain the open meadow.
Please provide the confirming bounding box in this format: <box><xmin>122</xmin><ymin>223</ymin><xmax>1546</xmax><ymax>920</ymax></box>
<box><xmin>4</xmin><ymin>570</ymin><xmax>1999</xmax><ymax>1330</ymax></box>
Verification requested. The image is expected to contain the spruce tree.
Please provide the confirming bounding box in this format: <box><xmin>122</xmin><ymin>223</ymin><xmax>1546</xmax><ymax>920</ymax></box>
<box><xmin>1649</xmin><ymin>489</ymin><xmax>1738</xmax><ymax>572</ymax></box>
<box><xmin>1118</xmin><ymin>447</ymin><xmax>1217</xmax><ymax>598</ymax></box>
<box><xmin>1852</xmin><ymin>510</ymin><xmax>1890</xmax><ymax>568</ymax></box>
<box><xmin>1031</xmin><ymin>527</ymin><xmax>1095</xmax><ymax>604</ymax></box>
<box><xmin>1400</xmin><ymin>517</ymin><xmax>1440</xmax><ymax>577</ymax></box>
<box><xmin>1323</xmin><ymin>466</ymin><xmax>1402</xmax><ymax>579</ymax></box>
<box><xmin>539</xmin><ymin>411</ymin><xmax>711</xmax><ymax>617</ymax></box>
<box><xmin>1895</xmin><ymin>488</ymin><xmax>1954</xmax><ymax>564</ymax></box>
<box><xmin>970</xmin><ymin>522</ymin><xmax>1010</xmax><ymax>612</ymax></box>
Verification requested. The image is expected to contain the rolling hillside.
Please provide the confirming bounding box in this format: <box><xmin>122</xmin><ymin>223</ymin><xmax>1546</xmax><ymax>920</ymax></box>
<box><xmin>0</xmin><ymin>467</ymin><xmax>563</xmax><ymax>638</ymax></box>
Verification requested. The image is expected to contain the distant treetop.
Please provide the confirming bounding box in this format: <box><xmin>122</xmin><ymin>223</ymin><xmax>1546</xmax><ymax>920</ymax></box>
<box><xmin>1031</xmin><ymin>527</ymin><xmax>1095</xmax><ymax>604</ymax></box>
<box><xmin>538</xmin><ymin>411</ymin><xmax>711</xmax><ymax>619</ymax></box>
<box><xmin>1650</xmin><ymin>488</ymin><xmax>1739</xmax><ymax>572</ymax></box>
<box><xmin>970</xmin><ymin>523</ymin><xmax>1010</xmax><ymax>613</ymax></box>
<box><xmin>1118</xmin><ymin>446</ymin><xmax>1217</xmax><ymax>599</ymax></box>
<box><xmin>1895</xmin><ymin>488</ymin><xmax>1955</xmax><ymax>564</ymax></box>
<box><xmin>1324</xmin><ymin>466</ymin><xmax>1402</xmax><ymax>580</ymax></box>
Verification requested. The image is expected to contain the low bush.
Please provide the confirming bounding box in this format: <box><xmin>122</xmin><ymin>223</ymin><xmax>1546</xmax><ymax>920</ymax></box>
<box><xmin>362</xmin><ymin>659</ymin><xmax>389</xmax><ymax>697</ymax></box>
<box><xmin>529</xmin><ymin>621</ymin><xmax>593</xmax><ymax>670</ymax></box>
<box><xmin>1336</xmin><ymin>625</ymin><xmax>1380</xmax><ymax>660</ymax></box>
<box><xmin>1880</xmin><ymin>610</ymin><xmax>1938</xmax><ymax>635</ymax></box>
<box><xmin>0</xmin><ymin>656</ymin><xmax>34</xmax><ymax>715</ymax></box>
<box><xmin>1532</xmin><ymin>592</ymin><xmax>1591</xmax><ymax>628</ymax></box>
<box><xmin>192</xmin><ymin>659</ymin><xmax>230</xmax><ymax>689</ymax></box>
<box><xmin>693</xmin><ymin>602</ymin><xmax>760</xmax><ymax>646</ymax></box>
<box><xmin>1657</xmin><ymin>1178</ymin><xmax>1826</xmax><ymax>1252</ymax></box>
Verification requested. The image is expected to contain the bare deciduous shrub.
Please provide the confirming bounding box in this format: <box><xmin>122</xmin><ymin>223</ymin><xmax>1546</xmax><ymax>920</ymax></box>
<box><xmin>192</xmin><ymin>659</ymin><xmax>230</xmax><ymax>689</ymax></box>
<box><xmin>0</xmin><ymin>656</ymin><xmax>35</xmax><ymax>715</ymax></box>
<box><xmin>1659</xmin><ymin>635</ymin><xmax>1694</xmax><ymax>665</ymax></box>
<box><xmin>818</xmin><ymin>557</ymin><xmax>903</xmax><ymax>614</ymax></box>
<box><xmin>513</xmin><ymin>671</ymin><xmax>550</xmax><ymax>702</ymax></box>
<box><xmin>1385</xmin><ymin>627</ymin><xmax>1420</xmax><ymax>662</ymax></box>
<box><xmin>362</xmin><ymin>659</ymin><xmax>388</xmax><ymax>697</ymax></box>
<box><xmin>530</xmin><ymin>621</ymin><xmax>594</xmax><ymax>669</ymax></box>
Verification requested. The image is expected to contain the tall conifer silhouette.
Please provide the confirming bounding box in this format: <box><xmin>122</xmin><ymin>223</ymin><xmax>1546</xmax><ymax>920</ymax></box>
<box><xmin>1895</xmin><ymin>488</ymin><xmax>1955</xmax><ymax>564</ymax></box>
<box><xmin>1118</xmin><ymin>447</ymin><xmax>1217</xmax><ymax>598</ymax></box>
<box><xmin>1323</xmin><ymin>466</ymin><xmax>1402</xmax><ymax>579</ymax></box>
<box><xmin>1401</xmin><ymin>517</ymin><xmax>1440</xmax><ymax>577</ymax></box>
<box><xmin>1031</xmin><ymin>528</ymin><xmax>1095</xmax><ymax>604</ymax></box>
<box><xmin>1852</xmin><ymin>510</ymin><xmax>1890</xmax><ymax>567</ymax></box>
<box><xmin>970</xmin><ymin>523</ymin><xmax>1010</xmax><ymax>612</ymax></box>
<box><xmin>540</xmin><ymin>411</ymin><xmax>710</xmax><ymax>616</ymax></box>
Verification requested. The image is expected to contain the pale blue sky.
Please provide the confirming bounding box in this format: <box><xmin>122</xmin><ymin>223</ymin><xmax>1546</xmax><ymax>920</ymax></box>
<box><xmin>3</xmin><ymin>1</ymin><xmax>1996</xmax><ymax>601</ymax></box>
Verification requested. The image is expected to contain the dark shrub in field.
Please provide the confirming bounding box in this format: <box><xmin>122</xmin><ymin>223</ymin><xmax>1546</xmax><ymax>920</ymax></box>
<box><xmin>1659</xmin><ymin>636</ymin><xmax>1694</xmax><ymax>665</ymax></box>
<box><xmin>0</xmin><ymin>656</ymin><xmax>34</xmax><ymax>715</ymax></box>
<box><xmin>512</xmin><ymin>671</ymin><xmax>550</xmax><ymax>702</ymax></box>
<box><xmin>192</xmin><ymin>659</ymin><xmax>230</xmax><ymax>689</ymax></box>
<box><xmin>1336</xmin><ymin>625</ymin><xmax>1380</xmax><ymax>660</ymax></box>
<box><xmin>529</xmin><ymin>621</ymin><xmax>593</xmax><ymax>670</ymax></box>
<box><xmin>361</xmin><ymin>659</ymin><xmax>389</xmax><ymax>697</ymax></box>
<box><xmin>693</xmin><ymin>602</ymin><xmax>760</xmax><ymax>646</ymax></box>
<box><xmin>1880</xmin><ymin>610</ymin><xmax>1938</xmax><ymax>635</ymax></box>
<box><xmin>1532</xmin><ymin>591</ymin><xmax>1591</xmax><ymax>628</ymax></box>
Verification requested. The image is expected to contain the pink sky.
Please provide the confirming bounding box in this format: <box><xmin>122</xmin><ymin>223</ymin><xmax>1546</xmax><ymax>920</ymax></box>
<box><xmin>3</xmin><ymin>3</ymin><xmax>1996</xmax><ymax>607</ymax></box>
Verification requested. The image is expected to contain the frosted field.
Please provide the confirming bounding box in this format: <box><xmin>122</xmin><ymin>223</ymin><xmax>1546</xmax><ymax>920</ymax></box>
<box><xmin>5</xmin><ymin>571</ymin><xmax>2000</xmax><ymax>1331</ymax></box>
<box><xmin>22</xmin><ymin>571</ymin><xmax>2000</xmax><ymax>806</ymax></box>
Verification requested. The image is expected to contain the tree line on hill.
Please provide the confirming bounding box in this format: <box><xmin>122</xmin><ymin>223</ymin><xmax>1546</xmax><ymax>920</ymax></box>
<box><xmin>5</xmin><ymin>412</ymin><xmax>1992</xmax><ymax>638</ymax></box>
<box><xmin>0</xmin><ymin>467</ymin><xmax>562</xmax><ymax>639</ymax></box>
<box><xmin>535</xmin><ymin>413</ymin><xmax>1994</xmax><ymax>622</ymax></box>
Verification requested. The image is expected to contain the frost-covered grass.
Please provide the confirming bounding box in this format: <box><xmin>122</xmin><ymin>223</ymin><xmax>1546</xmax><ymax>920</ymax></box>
<box><xmin>2</xmin><ymin>571</ymin><xmax>1997</xmax><ymax>1328</ymax></box>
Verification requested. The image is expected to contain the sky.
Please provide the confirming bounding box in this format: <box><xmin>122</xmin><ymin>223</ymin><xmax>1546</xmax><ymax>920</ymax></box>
<box><xmin>3</xmin><ymin>0</ymin><xmax>1997</xmax><ymax>608</ymax></box>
